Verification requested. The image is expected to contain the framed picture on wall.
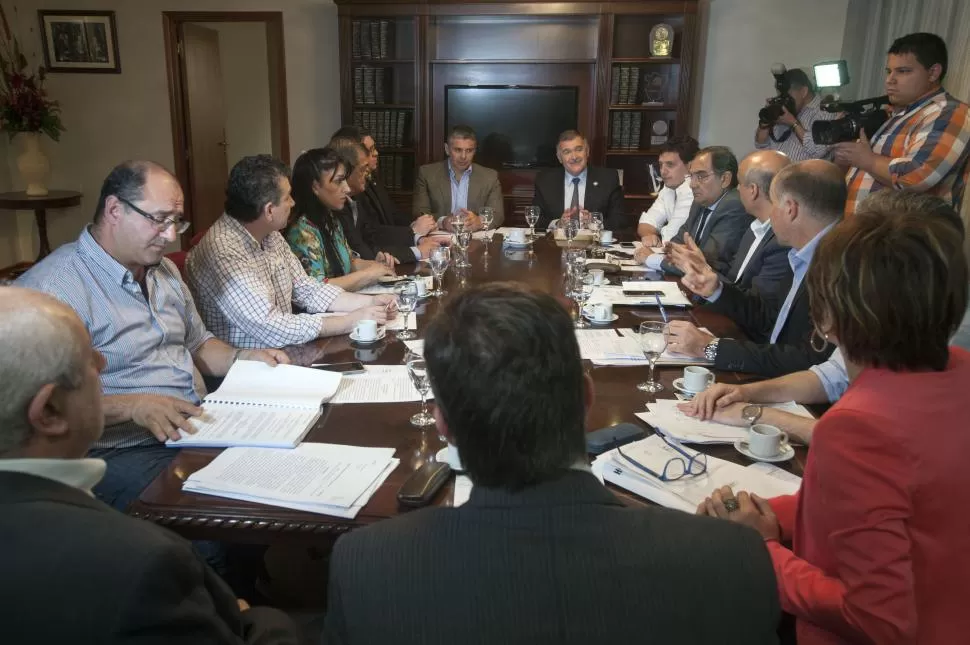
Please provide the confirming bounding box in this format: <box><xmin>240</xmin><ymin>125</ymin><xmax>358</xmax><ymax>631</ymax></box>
<box><xmin>38</xmin><ymin>10</ymin><xmax>120</xmax><ymax>73</ymax></box>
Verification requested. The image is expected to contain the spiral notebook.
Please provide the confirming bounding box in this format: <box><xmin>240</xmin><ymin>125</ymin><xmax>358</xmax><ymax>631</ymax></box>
<box><xmin>166</xmin><ymin>360</ymin><xmax>342</xmax><ymax>449</ymax></box>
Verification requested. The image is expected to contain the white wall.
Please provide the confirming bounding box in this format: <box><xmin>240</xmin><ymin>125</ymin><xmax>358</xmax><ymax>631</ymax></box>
<box><xmin>200</xmin><ymin>22</ymin><xmax>274</xmax><ymax>169</ymax></box>
<box><xmin>1</xmin><ymin>0</ymin><xmax>340</xmax><ymax>268</ymax></box>
<box><xmin>694</xmin><ymin>0</ymin><xmax>850</xmax><ymax>158</ymax></box>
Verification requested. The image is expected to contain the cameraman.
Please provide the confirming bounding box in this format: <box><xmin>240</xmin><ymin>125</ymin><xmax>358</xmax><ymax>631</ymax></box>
<box><xmin>837</xmin><ymin>32</ymin><xmax>970</xmax><ymax>216</ymax></box>
<box><xmin>755</xmin><ymin>68</ymin><xmax>836</xmax><ymax>162</ymax></box>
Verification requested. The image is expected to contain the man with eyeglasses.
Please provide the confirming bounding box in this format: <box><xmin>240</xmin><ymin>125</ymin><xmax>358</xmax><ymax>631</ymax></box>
<box><xmin>635</xmin><ymin>146</ymin><xmax>752</xmax><ymax>277</ymax></box>
<box><xmin>16</xmin><ymin>161</ymin><xmax>288</xmax><ymax>513</ymax></box>
<box><xmin>323</xmin><ymin>282</ymin><xmax>780</xmax><ymax>645</ymax></box>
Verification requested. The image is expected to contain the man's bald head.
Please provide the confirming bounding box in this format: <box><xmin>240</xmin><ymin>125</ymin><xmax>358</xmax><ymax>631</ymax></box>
<box><xmin>94</xmin><ymin>161</ymin><xmax>176</xmax><ymax>225</ymax></box>
<box><xmin>0</xmin><ymin>288</ymin><xmax>103</xmax><ymax>456</ymax></box>
<box><xmin>771</xmin><ymin>160</ymin><xmax>848</xmax><ymax>222</ymax></box>
<box><xmin>738</xmin><ymin>150</ymin><xmax>792</xmax><ymax>219</ymax></box>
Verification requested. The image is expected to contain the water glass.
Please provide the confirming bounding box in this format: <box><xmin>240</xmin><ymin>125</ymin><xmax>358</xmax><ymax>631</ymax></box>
<box><xmin>480</xmin><ymin>206</ymin><xmax>495</xmax><ymax>237</ymax></box>
<box><xmin>429</xmin><ymin>246</ymin><xmax>450</xmax><ymax>297</ymax></box>
<box><xmin>406</xmin><ymin>353</ymin><xmax>435</xmax><ymax>427</ymax></box>
<box><xmin>570</xmin><ymin>273</ymin><xmax>595</xmax><ymax>328</ymax></box>
<box><xmin>563</xmin><ymin>217</ymin><xmax>580</xmax><ymax>248</ymax></box>
<box><xmin>395</xmin><ymin>280</ymin><xmax>419</xmax><ymax>340</ymax></box>
<box><xmin>524</xmin><ymin>205</ymin><xmax>540</xmax><ymax>239</ymax></box>
<box><xmin>455</xmin><ymin>230</ymin><xmax>472</xmax><ymax>268</ymax></box>
<box><xmin>636</xmin><ymin>321</ymin><xmax>670</xmax><ymax>394</ymax></box>
<box><xmin>588</xmin><ymin>212</ymin><xmax>604</xmax><ymax>257</ymax></box>
<box><xmin>451</xmin><ymin>212</ymin><xmax>466</xmax><ymax>235</ymax></box>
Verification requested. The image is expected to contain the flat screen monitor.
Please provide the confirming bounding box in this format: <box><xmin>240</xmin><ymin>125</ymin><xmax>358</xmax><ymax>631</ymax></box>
<box><xmin>445</xmin><ymin>85</ymin><xmax>580</xmax><ymax>169</ymax></box>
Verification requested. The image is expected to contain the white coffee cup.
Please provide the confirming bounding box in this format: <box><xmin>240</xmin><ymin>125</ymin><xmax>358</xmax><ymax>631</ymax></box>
<box><xmin>589</xmin><ymin>268</ymin><xmax>605</xmax><ymax>286</ymax></box>
<box><xmin>414</xmin><ymin>279</ymin><xmax>428</xmax><ymax>297</ymax></box>
<box><xmin>590</xmin><ymin>302</ymin><xmax>613</xmax><ymax>322</ymax></box>
<box><xmin>354</xmin><ymin>319</ymin><xmax>379</xmax><ymax>341</ymax></box>
<box><xmin>683</xmin><ymin>365</ymin><xmax>714</xmax><ymax>392</ymax></box>
<box><xmin>600</xmin><ymin>230</ymin><xmax>614</xmax><ymax>244</ymax></box>
<box><xmin>748</xmin><ymin>424</ymin><xmax>789</xmax><ymax>458</ymax></box>
<box><xmin>508</xmin><ymin>229</ymin><xmax>527</xmax><ymax>244</ymax></box>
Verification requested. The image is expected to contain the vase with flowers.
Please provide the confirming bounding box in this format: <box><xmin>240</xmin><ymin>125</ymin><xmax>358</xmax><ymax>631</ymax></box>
<box><xmin>0</xmin><ymin>5</ymin><xmax>64</xmax><ymax>196</ymax></box>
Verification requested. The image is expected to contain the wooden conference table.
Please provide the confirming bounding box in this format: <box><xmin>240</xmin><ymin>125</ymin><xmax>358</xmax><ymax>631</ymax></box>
<box><xmin>130</xmin><ymin>235</ymin><xmax>810</xmax><ymax>545</ymax></box>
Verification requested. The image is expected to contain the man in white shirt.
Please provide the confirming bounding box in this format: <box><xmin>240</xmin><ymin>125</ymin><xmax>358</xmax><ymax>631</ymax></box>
<box><xmin>638</xmin><ymin>136</ymin><xmax>698</xmax><ymax>246</ymax></box>
<box><xmin>0</xmin><ymin>287</ymin><xmax>300</xmax><ymax>645</ymax></box>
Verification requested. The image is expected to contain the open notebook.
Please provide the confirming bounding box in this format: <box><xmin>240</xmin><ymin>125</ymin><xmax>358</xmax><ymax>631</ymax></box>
<box><xmin>166</xmin><ymin>360</ymin><xmax>342</xmax><ymax>449</ymax></box>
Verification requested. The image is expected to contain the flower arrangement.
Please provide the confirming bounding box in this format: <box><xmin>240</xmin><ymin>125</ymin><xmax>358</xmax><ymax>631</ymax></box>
<box><xmin>0</xmin><ymin>5</ymin><xmax>63</xmax><ymax>141</ymax></box>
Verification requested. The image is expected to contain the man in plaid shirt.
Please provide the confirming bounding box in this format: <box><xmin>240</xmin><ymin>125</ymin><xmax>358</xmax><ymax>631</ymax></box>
<box><xmin>836</xmin><ymin>32</ymin><xmax>970</xmax><ymax>216</ymax></box>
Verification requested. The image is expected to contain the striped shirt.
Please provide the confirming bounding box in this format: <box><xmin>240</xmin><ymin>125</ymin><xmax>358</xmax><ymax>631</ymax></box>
<box><xmin>186</xmin><ymin>214</ymin><xmax>343</xmax><ymax>349</ymax></box>
<box><xmin>754</xmin><ymin>94</ymin><xmax>838</xmax><ymax>162</ymax></box>
<box><xmin>845</xmin><ymin>88</ymin><xmax>970</xmax><ymax>217</ymax></box>
<box><xmin>15</xmin><ymin>226</ymin><xmax>213</xmax><ymax>449</ymax></box>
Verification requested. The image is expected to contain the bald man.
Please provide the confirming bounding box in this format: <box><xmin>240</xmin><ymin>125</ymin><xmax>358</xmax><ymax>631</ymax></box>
<box><xmin>666</xmin><ymin>150</ymin><xmax>794</xmax><ymax>303</ymax></box>
<box><xmin>16</xmin><ymin>161</ymin><xmax>287</xmax><ymax>513</ymax></box>
<box><xmin>0</xmin><ymin>287</ymin><xmax>300</xmax><ymax>645</ymax></box>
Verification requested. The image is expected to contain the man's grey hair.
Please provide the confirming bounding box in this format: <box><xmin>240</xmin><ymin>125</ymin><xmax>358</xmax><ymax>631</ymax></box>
<box><xmin>0</xmin><ymin>289</ymin><xmax>86</xmax><ymax>453</ymax></box>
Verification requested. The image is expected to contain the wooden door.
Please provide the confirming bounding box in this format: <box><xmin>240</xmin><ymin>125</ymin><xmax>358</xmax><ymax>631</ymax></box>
<box><xmin>181</xmin><ymin>23</ymin><xmax>228</xmax><ymax>237</ymax></box>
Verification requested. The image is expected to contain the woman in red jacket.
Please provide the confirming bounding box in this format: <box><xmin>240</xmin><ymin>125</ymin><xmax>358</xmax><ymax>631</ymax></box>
<box><xmin>700</xmin><ymin>189</ymin><xmax>970</xmax><ymax>645</ymax></box>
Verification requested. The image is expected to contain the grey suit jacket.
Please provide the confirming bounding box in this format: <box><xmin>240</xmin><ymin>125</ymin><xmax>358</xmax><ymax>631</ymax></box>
<box><xmin>324</xmin><ymin>470</ymin><xmax>780</xmax><ymax>645</ymax></box>
<box><xmin>412</xmin><ymin>160</ymin><xmax>505</xmax><ymax>226</ymax></box>
<box><xmin>668</xmin><ymin>188</ymin><xmax>752</xmax><ymax>276</ymax></box>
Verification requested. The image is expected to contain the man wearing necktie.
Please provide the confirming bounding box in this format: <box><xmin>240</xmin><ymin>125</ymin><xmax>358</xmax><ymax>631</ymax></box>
<box><xmin>636</xmin><ymin>146</ymin><xmax>751</xmax><ymax>276</ymax></box>
<box><xmin>532</xmin><ymin>130</ymin><xmax>626</xmax><ymax>231</ymax></box>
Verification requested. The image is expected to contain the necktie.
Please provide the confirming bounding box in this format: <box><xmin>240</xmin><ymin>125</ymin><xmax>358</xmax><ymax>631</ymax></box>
<box><xmin>694</xmin><ymin>207</ymin><xmax>713</xmax><ymax>242</ymax></box>
<box><xmin>570</xmin><ymin>177</ymin><xmax>581</xmax><ymax>211</ymax></box>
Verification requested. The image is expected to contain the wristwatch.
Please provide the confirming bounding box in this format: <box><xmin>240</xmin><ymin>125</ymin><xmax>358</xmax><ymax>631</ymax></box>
<box><xmin>703</xmin><ymin>338</ymin><xmax>720</xmax><ymax>362</ymax></box>
<box><xmin>742</xmin><ymin>404</ymin><xmax>764</xmax><ymax>426</ymax></box>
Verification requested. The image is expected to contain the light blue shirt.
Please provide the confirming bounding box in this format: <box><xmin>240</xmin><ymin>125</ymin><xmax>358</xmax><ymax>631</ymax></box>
<box><xmin>808</xmin><ymin>347</ymin><xmax>849</xmax><ymax>403</ymax></box>
<box><xmin>564</xmin><ymin>168</ymin><xmax>588</xmax><ymax>210</ymax></box>
<box><xmin>449</xmin><ymin>163</ymin><xmax>472</xmax><ymax>213</ymax></box>
<box><xmin>16</xmin><ymin>227</ymin><xmax>213</xmax><ymax>448</ymax></box>
<box><xmin>769</xmin><ymin>222</ymin><xmax>836</xmax><ymax>343</ymax></box>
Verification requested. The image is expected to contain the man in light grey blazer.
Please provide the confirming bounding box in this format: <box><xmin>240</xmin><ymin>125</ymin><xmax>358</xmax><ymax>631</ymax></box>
<box><xmin>412</xmin><ymin>124</ymin><xmax>505</xmax><ymax>231</ymax></box>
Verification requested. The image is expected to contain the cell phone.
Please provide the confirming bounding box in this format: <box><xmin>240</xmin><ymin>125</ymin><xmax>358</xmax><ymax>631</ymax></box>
<box><xmin>617</xmin><ymin>242</ymin><xmax>638</xmax><ymax>249</ymax></box>
<box><xmin>586</xmin><ymin>422</ymin><xmax>646</xmax><ymax>455</ymax></box>
<box><xmin>310</xmin><ymin>361</ymin><xmax>366</xmax><ymax>374</ymax></box>
<box><xmin>398</xmin><ymin>461</ymin><xmax>452</xmax><ymax>508</ymax></box>
<box><xmin>608</xmin><ymin>249</ymin><xmax>635</xmax><ymax>258</ymax></box>
<box><xmin>623</xmin><ymin>290</ymin><xmax>665</xmax><ymax>297</ymax></box>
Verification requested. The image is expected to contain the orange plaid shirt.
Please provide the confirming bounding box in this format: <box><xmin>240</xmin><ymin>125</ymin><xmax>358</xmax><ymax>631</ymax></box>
<box><xmin>845</xmin><ymin>88</ymin><xmax>970</xmax><ymax>216</ymax></box>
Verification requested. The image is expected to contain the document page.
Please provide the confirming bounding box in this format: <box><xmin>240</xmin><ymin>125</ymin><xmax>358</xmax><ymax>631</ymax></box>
<box><xmin>637</xmin><ymin>399</ymin><xmax>814</xmax><ymax>444</ymax></box>
<box><xmin>167</xmin><ymin>404</ymin><xmax>319</xmax><ymax>448</ymax></box>
<box><xmin>206</xmin><ymin>360</ymin><xmax>341</xmax><ymax>408</ymax></box>
<box><xmin>330</xmin><ymin>365</ymin><xmax>431</xmax><ymax>404</ymax></box>
<box><xmin>574</xmin><ymin>329</ymin><xmax>643</xmax><ymax>361</ymax></box>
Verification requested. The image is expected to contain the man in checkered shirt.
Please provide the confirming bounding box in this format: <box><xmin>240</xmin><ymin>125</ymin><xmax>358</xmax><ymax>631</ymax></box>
<box><xmin>835</xmin><ymin>32</ymin><xmax>970</xmax><ymax>216</ymax></box>
<box><xmin>187</xmin><ymin>155</ymin><xmax>397</xmax><ymax>349</ymax></box>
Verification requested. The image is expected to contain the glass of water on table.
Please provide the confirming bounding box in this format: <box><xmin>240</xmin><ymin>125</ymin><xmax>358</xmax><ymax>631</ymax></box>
<box><xmin>636</xmin><ymin>321</ymin><xmax>670</xmax><ymax>394</ymax></box>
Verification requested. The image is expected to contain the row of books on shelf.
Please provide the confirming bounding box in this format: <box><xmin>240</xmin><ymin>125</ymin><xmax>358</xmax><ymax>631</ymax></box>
<box><xmin>352</xmin><ymin>110</ymin><xmax>410</xmax><ymax>149</ymax></box>
<box><xmin>376</xmin><ymin>154</ymin><xmax>411</xmax><ymax>192</ymax></box>
<box><xmin>610</xmin><ymin>112</ymin><xmax>643</xmax><ymax>151</ymax></box>
<box><xmin>353</xmin><ymin>66</ymin><xmax>394</xmax><ymax>105</ymax></box>
<box><xmin>351</xmin><ymin>20</ymin><xmax>396</xmax><ymax>60</ymax></box>
<box><xmin>611</xmin><ymin>65</ymin><xmax>642</xmax><ymax>105</ymax></box>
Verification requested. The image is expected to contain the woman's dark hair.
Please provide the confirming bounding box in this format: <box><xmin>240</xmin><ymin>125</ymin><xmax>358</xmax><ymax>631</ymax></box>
<box><xmin>289</xmin><ymin>147</ymin><xmax>352</xmax><ymax>277</ymax></box>
<box><xmin>807</xmin><ymin>190</ymin><xmax>967</xmax><ymax>372</ymax></box>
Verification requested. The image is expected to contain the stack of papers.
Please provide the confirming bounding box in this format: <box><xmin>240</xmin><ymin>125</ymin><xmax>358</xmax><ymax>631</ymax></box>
<box><xmin>330</xmin><ymin>365</ymin><xmax>432</xmax><ymax>404</ymax></box>
<box><xmin>183</xmin><ymin>443</ymin><xmax>399</xmax><ymax>519</ymax></box>
<box><xmin>585</xmin><ymin>329</ymin><xmax>712</xmax><ymax>367</ymax></box>
<box><xmin>358</xmin><ymin>276</ymin><xmax>433</xmax><ymax>296</ymax></box>
<box><xmin>574</xmin><ymin>329</ymin><xmax>643</xmax><ymax>361</ymax></box>
<box><xmin>588</xmin><ymin>283</ymin><xmax>691</xmax><ymax>307</ymax></box>
<box><xmin>591</xmin><ymin>434</ymin><xmax>801</xmax><ymax>513</ymax></box>
<box><xmin>636</xmin><ymin>399</ymin><xmax>813</xmax><ymax>444</ymax></box>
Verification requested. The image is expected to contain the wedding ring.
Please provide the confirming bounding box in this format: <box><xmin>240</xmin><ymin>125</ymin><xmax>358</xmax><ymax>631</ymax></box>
<box><xmin>723</xmin><ymin>497</ymin><xmax>740</xmax><ymax>513</ymax></box>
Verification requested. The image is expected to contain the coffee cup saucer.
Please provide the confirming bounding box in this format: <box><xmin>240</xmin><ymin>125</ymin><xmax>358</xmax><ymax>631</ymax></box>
<box><xmin>672</xmin><ymin>378</ymin><xmax>704</xmax><ymax>398</ymax></box>
<box><xmin>503</xmin><ymin>239</ymin><xmax>531</xmax><ymax>249</ymax></box>
<box><xmin>582</xmin><ymin>308</ymin><xmax>618</xmax><ymax>324</ymax></box>
<box><xmin>350</xmin><ymin>328</ymin><xmax>386</xmax><ymax>345</ymax></box>
<box><xmin>435</xmin><ymin>447</ymin><xmax>464</xmax><ymax>472</ymax></box>
<box><xmin>734</xmin><ymin>439</ymin><xmax>794</xmax><ymax>463</ymax></box>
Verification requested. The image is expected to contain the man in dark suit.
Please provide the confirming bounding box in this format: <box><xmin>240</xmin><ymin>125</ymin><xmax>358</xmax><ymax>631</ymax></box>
<box><xmin>324</xmin><ymin>283</ymin><xmax>781</xmax><ymax>645</ymax></box>
<box><xmin>413</xmin><ymin>124</ymin><xmax>505</xmax><ymax>231</ymax></box>
<box><xmin>667</xmin><ymin>160</ymin><xmax>843</xmax><ymax>377</ymax></box>
<box><xmin>532</xmin><ymin>129</ymin><xmax>626</xmax><ymax>231</ymax></box>
<box><xmin>333</xmin><ymin>125</ymin><xmax>414</xmax><ymax>228</ymax></box>
<box><xmin>668</xmin><ymin>150</ymin><xmax>793</xmax><ymax>303</ymax></box>
<box><xmin>0</xmin><ymin>287</ymin><xmax>300</xmax><ymax>645</ymax></box>
<box><xmin>637</xmin><ymin>146</ymin><xmax>752</xmax><ymax>277</ymax></box>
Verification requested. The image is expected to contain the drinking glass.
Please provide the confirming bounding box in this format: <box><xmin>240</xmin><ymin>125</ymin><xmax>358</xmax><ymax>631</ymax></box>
<box><xmin>636</xmin><ymin>321</ymin><xmax>670</xmax><ymax>393</ymax></box>
<box><xmin>570</xmin><ymin>273</ymin><xmax>595</xmax><ymax>328</ymax></box>
<box><xmin>524</xmin><ymin>205</ymin><xmax>540</xmax><ymax>240</ymax></box>
<box><xmin>588</xmin><ymin>211</ymin><xmax>604</xmax><ymax>257</ymax></box>
<box><xmin>395</xmin><ymin>280</ymin><xmax>418</xmax><ymax>340</ymax></box>
<box><xmin>480</xmin><ymin>206</ymin><xmax>495</xmax><ymax>238</ymax></box>
<box><xmin>406</xmin><ymin>353</ymin><xmax>435</xmax><ymax>427</ymax></box>
<box><xmin>429</xmin><ymin>246</ymin><xmax>450</xmax><ymax>297</ymax></box>
<box><xmin>451</xmin><ymin>211</ymin><xmax>466</xmax><ymax>235</ymax></box>
<box><xmin>563</xmin><ymin>247</ymin><xmax>586</xmax><ymax>278</ymax></box>
<box><xmin>563</xmin><ymin>216</ymin><xmax>579</xmax><ymax>249</ymax></box>
<box><xmin>455</xmin><ymin>230</ymin><xmax>472</xmax><ymax>268</ymax></box>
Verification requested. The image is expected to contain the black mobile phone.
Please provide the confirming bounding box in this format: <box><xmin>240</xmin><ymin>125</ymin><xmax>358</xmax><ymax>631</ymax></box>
<box><xmin>608</xmin><ymin>249</ymin><xmax>635</xmax><ymax>258</ymax></box>
<box><xmin>586</xmin><ymin>422</ymin><xmax>646</xmax><ymax>455</ymax></box>
<box><xmin>623</xmin><ymin>290</ymin><xmax>665</xmax><ymax>297</ymax></box>
<box><xmin>310</xmin><ymin>361</ymin><xmax>366</xmax><ymax>374</ymax></box>
<box><xmin>617</xmin><ymin>242</ymin><xmax>638</xmax><ymax>249</ymax></box>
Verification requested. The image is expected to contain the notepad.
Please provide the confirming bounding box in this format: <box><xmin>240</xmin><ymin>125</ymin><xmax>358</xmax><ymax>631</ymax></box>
<box><xmin>166</xmin><ymin>360</ymin><xmax>341</xmax><ymax>449</ymax></box>
<box><xmin>589</xmin><ymin>283</ymin><xmax>691</xmax><ymax>307</ymax></box>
